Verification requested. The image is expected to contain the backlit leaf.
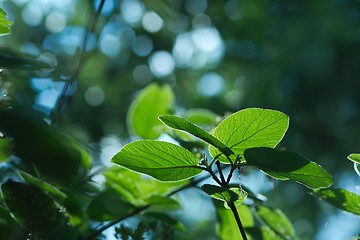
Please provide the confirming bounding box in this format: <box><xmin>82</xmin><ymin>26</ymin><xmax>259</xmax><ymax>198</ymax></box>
<box><xmin>202</xmin><ymin>184</ymin><xmax>238</xmax><ymax>203</ymax></box>
<box><xmin>209</xmin><ymin>108</ymin><xmax>289</xmax><ymax>163</ymax></box>
<box><xmin>0</xmin><ymin>137</ymin><xmax>12</xmax><ymax>163</ymax></box>
<box><xmin>159</xmin><ymin>115</ymin><xmax>233</xmax><ymax>156</ymax></box>
<box><xmin>313</xmin><ymin>188</ymin><xmax>360</xmax><ymax>215</ymax></box>
<box><xmin>244</xmin><ymin>147</ymin><xmax>333</xmax><ymax>189</ymax></box>
<box><xmin>0</xmin><ymin>8</ymin><xmax>11</xmax><ymax>36</ymax></box>
<box><xmin>348</xmin><ymin>153</ymin><xmax>360</xmax><ymax>164</ymax></box>
<box><xmin>111</xmin><ymin>140</ymin><xmax>202</xmax><ymax>181</ymax></box>
<box><xmin>127</xmin><ymin>83</ymin><xmax>174</xmax><ymax>139</ymax></box>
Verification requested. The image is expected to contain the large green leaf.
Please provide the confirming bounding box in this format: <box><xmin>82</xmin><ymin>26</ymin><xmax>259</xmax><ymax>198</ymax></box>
<box><xmin>216</xmin><ymin>204</ymin><xmax>254</xmax><ymax>240</ymax></box>
<box><xmin>313</xmin><ymin>188</ymin><xmax>360</xmax><ymax>215</ymax></box>
<box><xmin>111</xmin><ymin>140</ymin><xmax>202</xmax><ymax>181</ymax></box>
<box><xmin>1</xmin><ymin>179</ymin><xmax>64</xmax><ymax>232</ymax></box>
<box><xmin>0</xmin><ymin>8</ymin><xmax>11</xmax><ymax>36</ymax></box>
<box><xmin>244</xmin><ymin>147</ymin><xmax>333</xmax><ymax>189</ymax></box>
<box><xmin>159</xmin><ymin>115</ymin><xmax>233</xmax><ymax>156</ymax></box>
<box><xmin>209</xmin><ymin>108</ymin><xmax>289</xmax><ymax>163</ymax></box>
<box><xmin>127</xmin><ymin>83</ymin><xmax>174</xmax><ymax>139</ymax></box>
<box><xmin>255</xmin><ymin>206</ymin><xmax>296</xmax><ymax>239</ymax></box>
<box><xmin>348</xmin><ymin>153</ymin><xmax>360</xmax><ymax>164</ymax></box>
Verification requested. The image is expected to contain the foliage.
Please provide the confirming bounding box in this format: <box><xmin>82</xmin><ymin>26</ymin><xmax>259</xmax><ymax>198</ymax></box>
<box><xmin>0</xmin><ymin>2</ymin><xmax>360</xmax><ymax>240</ymax></box>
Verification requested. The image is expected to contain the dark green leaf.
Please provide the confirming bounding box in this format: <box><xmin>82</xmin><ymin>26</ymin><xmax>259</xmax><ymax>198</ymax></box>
<box><xmin>159</xmin><ymin>115</ymin><xmax>233</xmax><ymax>156</ymax></box>
<box><xmin>244</xmin><ymin>147</ymin><xmax>333</xmax><ymax>189</ymax></box>
<box><xmin>348</xmin><ymin>153</ymin><xmax>360</xmax><ymax>164</ymax></box>
<box><xmin>87</xmin><ymin>189</ymin><xmax>134</xmax><ymax>221</ymax></box>
<box><xmin>1</xmin><ymin>179</ymin><xmax>64</xmax><ymax>232</ymax></box>
<box><xmin>127</xmin><ymin>83</ymin><xmax>174</xmax><ymax>139</ymax></box>
<box><xmin>313</xmin><ymin>188</ymin><xmax>360</xmax><ymax>215</ymax></box>
<box><xmin>0</xmin><ymin>8</ymin><xmax>11</xmax><ymax>36</ymax></box>
<box><xmin>112</xmin><ymin>140</ymin><xmax>202</xmax><ymax>181</ymax></box>
<box><xmin>0</xmin><ymin>137</ymin><xmax>12</xmax><ymax>163</ymax></box>
<box><xmin>209</xmin><ymin>108</ymin><xmax>289</xmax><ymax>163</ymax></box>
<box><xmin>202</xmin><ymin>184</ymin><xmax>238</xmax><ymax>203</ymax></box>
<box><xmin>255</xmin><ymin>206</ymin><xmax>296</xmax><ymax>239</ymax></box>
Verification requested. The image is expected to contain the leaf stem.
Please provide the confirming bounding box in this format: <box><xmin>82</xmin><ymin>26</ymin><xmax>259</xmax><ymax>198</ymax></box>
<box><xmin>228</xmin><ymin>201</ymin><xmax>248</xmax><ymax>240</ymax></box>
<box><xmin>216</xmin><ymin>161</ymin><xmax>227</xmax><ymax>187</ymax></box>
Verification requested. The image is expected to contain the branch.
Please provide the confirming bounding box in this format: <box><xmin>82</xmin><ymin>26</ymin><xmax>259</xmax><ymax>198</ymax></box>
<box><xmin>228</xmin><ymin>201</ymin><xmax>248</xmax><ymax>240</ymax></box>
<box><xmin>51</xmin><ymin>0</ymin><xmax>106</xmax><ymax>124</ymax></box>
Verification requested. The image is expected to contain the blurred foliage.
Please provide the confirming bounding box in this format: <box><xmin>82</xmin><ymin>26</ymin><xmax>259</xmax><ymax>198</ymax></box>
<box><xmin>0</xmin><ymin>0</ymin><xmax>359</xmax><ymax>239</ymax></box>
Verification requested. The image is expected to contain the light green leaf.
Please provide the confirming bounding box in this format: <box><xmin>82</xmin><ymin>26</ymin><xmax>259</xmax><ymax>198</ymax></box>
<box><xmin>127</xmin><ymin>83</ymin><xmax>174</xmax><ymax>139</ymax></box>
<box><xmin>255</xmin><ymin>206</ymin><xmax>296</xmax><ymax>239</ymax></box>
<box><xmin>184</xmin><ymin>108</ymin><xmax>218</xmax><ymax>126</ymax></box>
<box><xmin>313</xmin><ymin>188</ymin><xmax>360</xmax><ymax>215</ymax></box>
<box><xmin>111</xmin><ymin>140</ymin><xmax>202</xmax><ymax>181</ymax></box>
<box><xmin>217</xmin><ymin>204</ymin><xmax>254</xmax><ymax>240</ymax></box>
<box><xmin>0</xmin><ymin>8</ymin><xmax>12</xmax><ymax>36</ymax></box>
<box><xmin>244</xmin><ymin>147</ymin><xmax>333</xmax><ymax>189</ymax></box>
<box><xmin>227</xmin><ymin>188</ymin><xmax>248</xmax><ymax>209</ymax></box>
<box><xmin>159</xmin><ymin>115</ymin><xmax>233</xmax><ymax>156</ymax></box>
<box><xmin>348</xmin><ymin>153</ymin><xmax>360</xmax><ymax>164</ymax></box>
<box><xmin>245</xmin><ymin>226</ymin><xmax>284</xmax><ymax>240</ymax></box>
<box><xmin>209</xmin><ymin>108</ymin><xmax>289</xmax><ymax>163</ymax></box>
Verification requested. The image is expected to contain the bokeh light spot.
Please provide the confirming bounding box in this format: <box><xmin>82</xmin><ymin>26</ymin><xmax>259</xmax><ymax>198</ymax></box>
<box><xmin>45</xmin><ymin>11</ymin><xmax>66</xmax><ymax>33</ymax></box>
<box><xmin>142</xmin><ymin>11</ymin><xmax>163</xmax><ymax>33</ymax></box>
<box><xmin>149</xmin><ymin>51</ymin><xmax>175</xmax><ymax>78</ymax></box>
<box><xmin>22</xmin><ymin>3</ymin><xmax>43</xmax><ymax>27</ymax></box>
<box><xmin>84</xmin><ymin>86</ymin><xmax>105</xmax><ymax>107</ymax></box>
<box><xmin>197</xmin><ymin>73</ymin><xmax>224</xmax><ymax>97</ymax></box>
<box><xmin>99</xmin><ymin>34</ymin><xmax>121</xmax><ymax>57</ymax></box>
<box><xmin>121</xmin><ymin>0</ymin><xmax>144</xmax><ymax>24</ymax></box>
<box><xmin>132</xmin><ymin>35</ymin><xmax>153</xmax><ymax>57</ymax></box>
<box><xmin>133</xmin><ymin>65</ymin><xmax>153</xmax><ymax>84</ymax></box>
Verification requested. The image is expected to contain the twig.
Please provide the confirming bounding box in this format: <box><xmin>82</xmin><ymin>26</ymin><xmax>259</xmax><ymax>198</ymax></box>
<box><xmin>228</xmin><ymin>201</ymin><xmax>248</xmax><ymax>240</ymax></box>
<box><xmin>51</xmin><ymin>0</ymin><xmax>106</xmax><ymax>125</ymax></box>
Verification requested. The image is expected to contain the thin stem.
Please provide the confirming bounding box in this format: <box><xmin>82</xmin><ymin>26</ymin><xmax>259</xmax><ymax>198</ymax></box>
<box><xmin>78</xmin><ymin>172</ymin><xmax>213</xmax><ymax>240</ymax></box>
<box><xmin>216</xmin><ymin>161</ymin><xmax>227</xmax><ymax>187</ymax></box>
<box><xmin>228</xmin><ymin>202</ymin><xmax>248</xmax><ymax>240</ymax></box>
<box><xmin>51</xmin><ymin>0</ymin><xmax>106</xmax><ymax>124</ymax></box>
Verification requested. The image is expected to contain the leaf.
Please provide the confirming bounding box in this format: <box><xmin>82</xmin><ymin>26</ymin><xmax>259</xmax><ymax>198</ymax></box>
<box><xmin>127</xmin><ymin>83</ymin><xmax>174</xmax><ymax>139</ymax></box>
<box><xmin>244</xmin><ymin>147</ymin><xmax>333</xmax><ymax>189</ymax></box>
<box><xmin>0</xmin><ymin>8</ymin><xmax>11</xmax><ymax>36</ymax></box>
<box><xmin>1</xmin><ymin>179</ymin><xmax>64</xmax><ymax>232</ymax></box>
<box><xmin>104</xmin><ymin>167</ymin><xmax>186</xmax><ymax>206</ymax></box>
<box><xmin>0</xmin><ymin>137</ymin><xmax>12</xmax><ymax>163</ymax></box>
<box><xmin>111</xmin><ymin>140</ymin><xmax>203</xmax><ymax>181</ymax></box>
<box><xmin>209</xmin><ymin>108</ymin><xmax>289</xmax><ymax>163</ymax></box>
<box><xmin>87</xmin><ymin>189</ymin><xmax>134</xmax><ymax>221</ymax></box>
<box><xmin>202</xmin><ymin>184</ymin><xmax>238</xmax><ymax>203</ymax></box>
<box><xmin>184</xmin><ymin>108</ymin><xmax>218</xmax><ymax>126</ymax></box>
<box><xmin>255</xmin><ymin>206</ymin><xmax>296</xmax><ymax>239</ymax></box>
<box><xmin>245</xmin><ymin>226</ymin><xmax>284</xmax><ymax>240</ymax></box>
<box><xmin>313</xmin><ymin>188</ymin><xmax>360</xmax><ymax>215</ymax></box>
<box><xmin>216</xmin><ymin>204</ymin><xmax>254</xmax><ymax>240</ymax></box>
<box><xmin>159</xmin><ymin>115</ymin><xmax>233</xmax><ymax>156</ymax></box>
<box><xmin>348</xmin><ymin>153</ymin><xmax>360</xmax><ymax>164</ymax></box>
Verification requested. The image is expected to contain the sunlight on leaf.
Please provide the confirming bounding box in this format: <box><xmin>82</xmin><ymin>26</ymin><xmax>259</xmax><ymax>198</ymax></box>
<box><xmin>0</xmin><ymin>8</ymin><xmax>12</xmax><ymax>36</ymax></box>
<box><xmin>245</xmin><ymin>226</ymin><xmax>284</xmax><ymax>240</ymax></box>
<box><xmin>159</xmin><ymin>115</ymin><xmax>233</xmax><ymax>156</ymax></box>
<box><xmin>111</xmin><ymin>140</ymin><xmax>202</xmax><ymax>181</ymax></box>
<box><xmin>202</xmin><ymin>184</ymin><xmax>238</xmax><ymax>203</ymax></box>
<box><xmin>244</xmin><ymin>147</ymin><xmax>333</xmax><ymax>189</ymax></box>
<box><xmin>313</xmin><ymin>188</ymin><xmax>360</xmax><ymax>215</ymax></box>
<box><xmin>348</xmin><ymin>153</ymin><xmax>360</xmax><ymax>164</ymax></box>
<box><xmin>209</xmin><ymin>108</ymin><xmax>289</xmax><ymax>163</ymax></box>
<box><xmin>127</xmin><ymin>83</ymin><xmax>174</xmax><ymax>139</ymax></box>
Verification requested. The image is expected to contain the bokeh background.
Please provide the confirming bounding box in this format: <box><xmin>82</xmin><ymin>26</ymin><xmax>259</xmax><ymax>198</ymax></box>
<box><xmin>1</xmin><ymin>0</ymin><xmax>360</xmax><ymax>239</ymax></box>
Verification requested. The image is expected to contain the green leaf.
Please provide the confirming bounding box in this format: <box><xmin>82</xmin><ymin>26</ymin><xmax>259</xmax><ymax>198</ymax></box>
<box><xmin>244</xmin><ymin>147</ymin><xmax>333</xmax><ymax>189</ymax></box>
<box><xmin>348</xmin><ymin>153</ymin><xmax>360</xmax><ymax>164</ymax></box>
<box><xmin>159</xmin><ymin>115</ymin><xmax>233</xmax><ymax>156</ymax></box>
<box><xmin>255</xmin><ymin>206</ymin><xmax>296</xmax><ymax>239</ymax></box>
<box><xmin>313</xmin><ymin>188</ymin><xmax>360</xmax><ymax>215</ymax></box>
<box><xmin>127</xmin><ymin>83</ymin><xmax>174</xmax><ymax>139</ymax></box>
<box><xmin>184</xmin><ymin>108</ymin><xmax>218</xmax><ymax>126</ymax></box>
<box><xmin>1</xmin><ymin>179</ymin><xmax>64</xmax><ymax>232</ymax></box>
<box><xmin>245</xmin><ymin>226</ymin><xmax>284</xmax><ymax>240</ymax></box>
<box><xmin>216</xmin><ymin>204</ymin><xmax>254</xmax><ymax>240</ymax></box>
<box><xmin>228</xmin><ymin>187</ymin><xmax>248</xmax><ymax>209</ymax></box>
<box><xmin>87</xmin><ymin>189</ymin><xmax>134</xmax><ymax>221</ymax></box>
<box><xmin>104</xmin><ymin>167</ymin><xmax>186</xmax><ymax>206</ymax></box>
<box><xmin>0</xmin><ymin>137</ymin><xmax>12</xmax><ymax>163</ymax></box>
<box><xmin>111</xmin><ymin>140</ymin><xmax>202</xmax><ymax>181</ymax></box>
<box><xmin>0</xmin><ymin>8</ymin><xmax>12</xmax><ymax>36</ymax></box>
<box><xmin>202</xmin><ymin>184</ymin><xmax>238</xmax><ymax>203</ymax></box>
<box><xmin>209</xmin><ymin>108</ymin><xmax>289</xmax><ymax>163</ymax></box>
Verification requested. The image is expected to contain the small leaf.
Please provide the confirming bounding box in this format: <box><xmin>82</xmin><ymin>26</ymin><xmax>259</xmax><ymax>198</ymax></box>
<box><xmin>127</xmin><ymin>83</ymin><xmax>174</xmax><ymax>139</ymax></box>
<box><xmin>348</xmin><ymin>153</ymin><xmax>360</xmax><ymax>164</ymax></box>
<box><xmin>244</xmin><ymin>147</ymin><xmax>333</xmax><ymax>189</ymax></box>
<box><xmin>159</xmin><ymin>115</ymin><xmax>233</xmax><ymax>156</ymax></box>
<box><xmin>209</xmin><ymin>108</ymin><xmax>289</xmax><ymax>163</ymax></box>
<box><xmin>0</xmin><ymin>137</ymin><xmax>12</xmax><ymax>163</ymax></box>
<box><xmin>313</xmin><ymin>188</ymin><xmax>360</xmax><ymax>215</ymax></box>
<box><xmin>255</xmin><ymin>206</ymin><xmax>296</xmax><ymax>239</ymax></box>
<box><xmin>111</xmin><ymin>140</ymin><xmax>203</xmax><ymax>181</ymax></box>
<box><xmin>227</xmin><ymin>188</ymin><xmax>248</xmax><ymax>209</ymax></box>
<box><xmin>0</xmin><ymin>8</ymin><xmax>12</xmax><ymax>36</ymax></box>
<box><xmin>202</xmin><ymin>184</ymin><xmax>238</xmax><ymax>203</ymax></box>
<box><xmin>1</xmin><ymin>179</ymin><xmax>64</xmax><ymax>232</ymax></box>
